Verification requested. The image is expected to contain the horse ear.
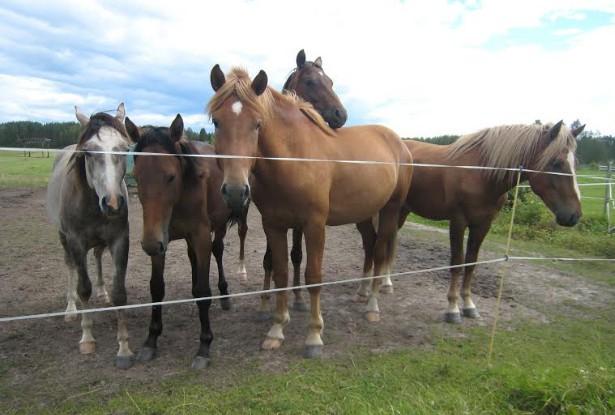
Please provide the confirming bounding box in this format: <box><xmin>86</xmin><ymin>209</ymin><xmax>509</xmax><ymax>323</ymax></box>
<box><xmin>75</xmin><ymin>106</ymin><xmax>90</xmax><ymax>127</ymax></box>
<box><xmin>548</xmin><ymin>120</ymin><xmax>564</xmax><ymax>141</ymax></box>
<box><xmin>170</xmin><ymin>114</ymin><xmax>184</xmax><ymax>143</ymax></box>
<box><xmin>314</xmin><ymin>56</ymin><xmax>322</xmax><ymax>68</ymax></box>
<box><xmin>296</xmin><ymin>49</ymin><xmax>306</xmax><ymax>68</ymax></box>
<box><xmin>572</xmin><ymin>124</ymin><xmax>586</xmax><ymax>137</ymax></box>
<box><xmin>124</xmin><ymin>117</ymin><xmax>140</xmax><ymax>143</ymax></box>
<box><xmin>251</xmin><ymin>70</ymin><xmax>268</xmax><ymax>96</ymax></box>
<box><xmin>211</xmin><ymin>64</ymin><xmax>226</xmax><ymax>92</ymax></box>
<box><xmin>116</xmin><ymin>102</ymin><xmax>126</xmax><ymax>122</ymax></box>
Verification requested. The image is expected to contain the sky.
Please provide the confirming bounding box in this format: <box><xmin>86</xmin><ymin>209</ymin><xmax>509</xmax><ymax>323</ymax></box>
<box><xmin>1</xmin><ymin>0</ymin><xmax>614</xmax><ymax>137</ymax></box>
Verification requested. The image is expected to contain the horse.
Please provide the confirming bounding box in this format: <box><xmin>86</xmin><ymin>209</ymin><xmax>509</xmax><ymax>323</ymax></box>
<box><xmin>46</xmin><ymin>103</ymin><xmax>134</xmax><ymax>369</ymax></box>
<box><xmin>355</xmin><ymin>121</ymin><xmax>584</xmax><ymax>323</ymax></box>
<box><xmin>126</xmin><ymin>114</ymin><xmax>235</xmax><ymax>369</ymax></box>
<box><xmin>208</xmin><ymin>66</ymin><xmax>413</xmax><ymax>358</ymax></box>
<box><xmin>259</xmin><ymin>49</ymin><xmax>348</xmax><ymax>318</ymax></box>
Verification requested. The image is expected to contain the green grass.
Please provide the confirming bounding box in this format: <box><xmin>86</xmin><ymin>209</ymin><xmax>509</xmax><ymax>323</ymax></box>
<box><xmin>0</xmin><ymin>151</ymin><xmax>54</xmax><ymax>188</ymax></box>
<box><xmin>14</xmin><ymin>308</ymin><xmax>614</xmax><ymax>415</ymax></box>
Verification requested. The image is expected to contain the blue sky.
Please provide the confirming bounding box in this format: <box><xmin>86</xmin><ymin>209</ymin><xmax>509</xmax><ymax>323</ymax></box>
<box><xmin>1</xmin><ymin>0</ymin><xmax>614</xmax><ymax>137</ymax></box>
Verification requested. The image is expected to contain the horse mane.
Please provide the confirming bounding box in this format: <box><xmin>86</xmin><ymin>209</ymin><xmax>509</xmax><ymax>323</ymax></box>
<box><xmin>447</xmin><ymin>123</ymin><xmax>577</xmax><ymax>182</ymax></box>
<box><xmin>133</xmin><ymin>126</ymin><xmax>200</xmax><ymax>177</ymax></box>
<box><xmin>208</xmin><ymin>67</ymin><xmax>334</xmax><ymax>136</ymax></box>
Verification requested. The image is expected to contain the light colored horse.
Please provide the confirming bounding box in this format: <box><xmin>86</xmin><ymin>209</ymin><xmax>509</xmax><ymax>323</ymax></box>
<box><xmin>208</xmin><ymin>66</ymin><xmax>413</xmax><ymax>358</ymax></box>
<box><xmin>46</xmin><ymin>103</ymin><xmax>134</xmax><ymax>369</ymax></box>
<box><xmin>356</xmin><ymin>122</ymin><xmax>584</xmax><ymax>322</ymax></box>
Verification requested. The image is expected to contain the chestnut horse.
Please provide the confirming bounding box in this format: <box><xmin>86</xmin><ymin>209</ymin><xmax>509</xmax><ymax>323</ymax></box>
<box><xmin>126</xmin><ymin>115</ymin><xmax>233</xmax><ymax>369</ymax></box>
<box><xmin>46</xmin><ymin>103</ymin><xmax>134</xmax><ymax>369</ymax></box>
<box><xmin>208</xmin><ymin>66</ymin><xmax>412</xmax><ymax>357</ymax></box>
<box><xmin>356</xmin><ymin>121</ymin><xmax>584</xmax><ymax>323</ymax></box>
<box><xmin>259</xmin><ymin>49</ymin><xmax>348</xmax><ymax>317</ymax></box>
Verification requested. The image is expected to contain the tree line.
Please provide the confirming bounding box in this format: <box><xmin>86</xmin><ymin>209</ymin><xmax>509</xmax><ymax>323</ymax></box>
<box><xmin>1</xmin><ymin>120</ymin><xmax>613</xmax><ymax>165</ymax></box>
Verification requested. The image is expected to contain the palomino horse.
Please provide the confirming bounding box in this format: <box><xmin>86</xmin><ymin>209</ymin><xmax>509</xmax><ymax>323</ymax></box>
<box><xmin>46</xmin><ymin>103</ymin><xmax>134</xmax><ymax>369</ymax></box>
<box><xmin>356</xmin><ymin>121</ymin><xmax>584</xmax><ymax>323</ymax></box>
<box><xmin>208</xmin><ymin>66</ymin><xmax>412</xmax><ymax>357</ymax></box>
<box><xmin>259</xmin><ymin>49</ymin><xmax>348</xmax><ymax>317</ymax></box>
<box><xmin>126</xmin><ymin>115</ymin><xmax>234</xmax><ymax>369</ymax></box>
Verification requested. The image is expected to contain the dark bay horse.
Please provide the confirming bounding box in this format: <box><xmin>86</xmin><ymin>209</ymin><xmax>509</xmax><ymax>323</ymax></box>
<box><xmin>126</xmin><ymin>115</ymin><xmax>234</xmax><ymax>369</ymax></box>
<box><xmin>356</xmin><ymin>122</ymin><xmax>584</xmax><ymax>323</ymax></box>
<box><xmin>259</xmin><ymin>49</ymin><xmax>348</xmax><ymax>317</ymax></box>
<box><xmin>46</xmin><ymin>103</ymin><xmax>134</xmax><ymax>369</ymax></box>
<box><xmin>208</xmin><ymin>66</ymin><xmax>413</xmax><ymax>357</ymax></box>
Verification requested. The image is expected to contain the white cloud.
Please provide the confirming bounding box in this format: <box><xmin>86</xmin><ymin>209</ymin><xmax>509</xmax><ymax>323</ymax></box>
<box><xmin>0</xmin><ymin>0</ymin><xmax>614</xmax><ymax>136</ymax></box>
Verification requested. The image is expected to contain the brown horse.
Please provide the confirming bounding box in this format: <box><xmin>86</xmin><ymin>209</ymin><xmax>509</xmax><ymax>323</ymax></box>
<box><xmin>259</xmin><ymin>49</ymin><xmax>348</xmax><ymax>318</ymax></box>
<box><xmin>126</xmin><ymin>115</ymin><xmax>233</xmax><ymax>369</ymax></box>
<box><xmin>208</xmin><ymin>66</ymin><xmax>412</xmax><ymax>357</ymax></box>
<box><xmin>356</xmin><ymin>122</ymin><xmax>584</xmax><ymax>323</ymax></box>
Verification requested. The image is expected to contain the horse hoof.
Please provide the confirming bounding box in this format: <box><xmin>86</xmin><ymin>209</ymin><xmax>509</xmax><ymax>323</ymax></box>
<box><xmin>115</xmin><ymin>355</ymin><xmax>134</xmax><ymax>370</ymax></box>
<box><xmin>366</xmin><ymin>311</ymin><xmax>380</xmax><ymax>323</ymax></box>
<box><xmin>256</xmin><ymin>311</ymin><xmax>271</xmax><ymax>322</ymax></box>
<box><xmin>262</xmin><ymin>337</ymin><xmax>283</xmax><ymax>350</ymax></box>
<box><xmin>191</xmin><ymin>356</ymin><xmax>211</xmax><ymax>370</ymax></box>
<box><xmin>444</xmin><ymin>312</ymin><xmax>462</xmax><ymax>324</ymax></box>
<box><xmin>352</xmin><ymin>294</ymin><xmax>369</xmax><ymax>303</ymax></box>
<box><xmin>220</xmin><ymin>298</ymin><xmax>232</xmax><ymax>311</ymax></box>
<box><xmin>136</xmin><ymin>347</ymin><xmax>157</xmax><ymax>362</ymax></box>
<box><xmin>463</xmin><ymin>308</ymin><xmax>480</xmax><ymax>319</ymax></box>
<box><xmin>64</xmin><ymin>312</ymin><xmax>78</xmax><ymax>322</ymax></box>
<box><xmin>79</xmin><ymin>341</ymin><xmax>96</xmax><ymax>354</ymax></box>
<box><xmin>380</xmin><ymin>285</ymin><xmax>394</xmax><ymax>294</ymax></box>
<box><xmin>292</xmin><ymin>301</ymin><xmax>309</xmax><ymax>312</ymax></box>
<box><xmin>303</xmin><ymin>345</ymin><xmax>322</xmax><ymax>359</ymax></box>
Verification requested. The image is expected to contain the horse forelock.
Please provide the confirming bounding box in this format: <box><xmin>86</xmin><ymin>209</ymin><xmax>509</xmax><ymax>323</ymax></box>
<box><xmin>133</xmin><ymin>127</ymin><xmax>200</xmax><ymax>177</ymax></box>
<box><xmin>447</xmin><ymin>123</ymin><xmax>576</xmax><ymax>182</ymax></box>
<box><xmin>77</xmin><ymin>112</ymin><xmax>128</xmax><ymax>148</ymax></box>
<box><xmin>207</xmin><ymin>67</ymin><xmax>334</xmax><ymax>136</ymax></box>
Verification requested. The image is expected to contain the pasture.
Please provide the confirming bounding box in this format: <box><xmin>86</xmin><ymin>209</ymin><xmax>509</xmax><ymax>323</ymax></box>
<box><xmin>0</xmin><ymin>151</ymin><xmax>614</xmax><ymax>414</ymax></box>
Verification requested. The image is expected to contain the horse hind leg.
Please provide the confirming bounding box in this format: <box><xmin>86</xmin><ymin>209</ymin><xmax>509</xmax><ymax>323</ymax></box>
<box><xmin>354</xmin><ymin>220</ymin><xmax>376</xmax><ymax>303</ymax></box>
<box><xmin>65</xmin><ymin>267</ymin><xmax>78</xmax><ymax>322</ymax></box>
<box><xmin>376</xmin><ymin>214</ymin><xmax>394</xmax><ymax>294</ymax></box>
<box><xmin>212</xmin><ymin>232</ymin><xmax>232</xmax><ymax>311</ymax></box>
<box><xmin>290</xmin><ymin>228</ymin><xmax>308</xmax><ymax>312</ymax></box>
<box><xmin>93</xmin><ymin>246</ymin><xmax>111</xmax><ymax>304</ymax></box>
<box><xmin>110</xmin><ymin>234</ymin><xmax>134</xmax><ymax>369</ymax></box>
<box><xmin>445</xmin><ymin>218</ymin><xmax>467</xmax><ymax>324</ymax></box>
<box><xmin>258</xmin><ymin>245</ymin><xmax>273</xmax><ymax>321</ymax></box>
<box><xmin>461</xmin><ymin>222</ymin><xmax>491</xmax><ymax>319</ymax></box>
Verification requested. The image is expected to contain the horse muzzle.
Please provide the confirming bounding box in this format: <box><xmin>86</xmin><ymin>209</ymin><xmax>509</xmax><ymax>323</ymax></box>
<box><xmin>323</xmin><ymin>107</ymin><xmax>347</xmax><ymax>129</ymax></box>
<box><xmin>556</xmin><ymin>211</ymin><xmax>580</xmax><ymax>227</ymax></box>
<box><xmin>100</xmin><ymin>194</ymin><xmax>125</xmax><ymax>217</ymax></box>
<box><xmin>221</xmin><ymin>183</ymin><xmax>250</xmax><ymax>217</ymax></box>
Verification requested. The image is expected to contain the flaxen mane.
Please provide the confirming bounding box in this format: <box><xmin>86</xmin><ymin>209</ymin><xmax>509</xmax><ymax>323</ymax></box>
<box><xmin>208</xmin><ymin>67</ymin><xmax>334</xmax><ymax>136</ymax></box>
<box><xmin>447</xmin><ymin>123</ymin><xmax>576</xmax><ymax>182</ymax></box>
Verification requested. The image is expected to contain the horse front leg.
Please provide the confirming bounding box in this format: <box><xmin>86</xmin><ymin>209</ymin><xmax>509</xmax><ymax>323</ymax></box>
<box><xmin>237</xmin><ymin>211</ymin><xmax>248</xmax><ymax>281</ymax></box>
<box><xmin>445</xmin><ymin>217</ymin><xmax>467</xmax><ymax>324</ymax></box>
<box><xmin>461</xmin><ymin>221</ymin><xmax>492</xmax><ymax>319</ymax></box>
<box><xmin>60</xmin><ymin>232</ymin><xmax>78</xmax><ymax>322</ymax></box>
<box><xmin>261</xmin><ymin>224</ymin><xmax>289</xmax><ymax>351</ymax></box>
<box><xmin>93</xmin><ymin>246</ymin><xmax>110</xmax><ymax>304</ymax></box>
<box><xmin>137</xmin><ymin>254</ymin><xmax>165</xmax><ymax>363</ymax></box>
<box><xmin>354</xmin><ymin>220</ymin><xmax>376</xmax><ymax>303</ymax></box>
<box><xmin>71</xmin><ymin>247</ymin><xmax>94</xmax><ymax>355</ymax></box>
<box><xmin>212</xmin><ymin>230</ymin><xmax>231</xmax><ymax>311</ymax></box>
<box><xmin>109</xmin><ymin>232</ymin><xmax>133</xmax><ymax>369</ymax></box>
<box><xmin>290</xmin><ymin>227</ymin><xmax>307</xmax><ymax>312</ymax></box>
<box><xmin>302</xmin><ymin>222</ymin><xmax>326</xmax><ymax>358</ymax></box>
<box><xmin>188</xmin><ymin>229</ymin><xmax>214</xmax><ymax>370</ymax></box>
<box><xmin>258</xmin><ymin>244</ymin><xmax>273</xmax><ymax>321</ymax></box>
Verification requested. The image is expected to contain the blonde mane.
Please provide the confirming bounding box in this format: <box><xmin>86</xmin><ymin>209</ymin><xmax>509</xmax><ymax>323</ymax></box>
<box><xmin>447</xmin><ymin>123</ymin><xmax>577</xmax><ymax>181</ymax></box>
<box><xmin>207</xmin><ymin>67</ymin><xmax>334</xmax><ymax>136</ymax></box>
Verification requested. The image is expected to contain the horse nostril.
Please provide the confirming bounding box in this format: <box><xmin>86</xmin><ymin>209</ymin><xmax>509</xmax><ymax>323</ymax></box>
<box><xmin>101</xmin><ymin>196</ymin><xmax>108</xmax><ymax>209</ymax></box>
<box><xmin>335</xmin><ymin>109</ymin><xmax>342</xmax><ymax>118</ymax></box>
<box><xmin>117</xmin><ymin>195</ymin><xmax>125</xmax><ymax>209</ymax></box>
<box><xmin>221</xmin><ymin>184</ymin><xmax>228</xmax><ymax>196</ymax></box>
<box><xmin>244</xmin><ymin>185</ymin><xmax>251</xmax><ymax>199</ymax></box>
<box><xmin>158</xmin><ymin>242</ymin><xmax>165</xmax><ymax>254</ymax></box>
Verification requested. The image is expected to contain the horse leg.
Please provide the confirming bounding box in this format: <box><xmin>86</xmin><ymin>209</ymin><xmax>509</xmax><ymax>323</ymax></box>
<box><xmin>261</xmin><ymin>225</ymin><xmax>289</xmax><ymax>351</ymax></box>
<box><xmin>60</xmin><ymin>232</ymin><xmax>78</xmax><ymax>322</ymax></box>
<box><xmin>137</xmin><ymin>254</ymin><xmax>165</xmax><ymax>363</ymax></box>
<box><xmin>258</xmin><ymin>244</ymin><xmax>273</xmax><ymax>321</ymax></box>
<box><xmin>354</xmin><ymin>220</ymin><xmax>376</xmax><ymax>303</ymax></box>
<box><xmin>74</xmin><ymin>251</ymin><xmax>95</xmax><ymax>354</ymax></box>
<box><xmin>366</xmin><ymin>206</ymin><xmax>399</xmax><ymax>322</ymax></box>
<box><xmin>93</xmin><ymin>246</ymin><xmax>110</xmax><ymax>304</ymax></box>
<box><xmin>302</xmin><ymin>222</ymin><xmax>326</xmax><ymax>358</ymax></box>
<box><xmin>237</xmin><ymin>214</ymin><xmax>248</xmax><ymax>281</ymax></box>
<box><xmin>445</xmin><ymin>218</ymin><xmax>467</xmax><ymax>324</ymax></box>
<box><xmin>290</xmin><ymin>227</ymin><xmax>307</xmax><ymax>312</ymax></box>
<box><xmin>461</xmin><ymin>221</ymin><xmax>491</xmax><ymax>319</ymax></box>
<box><xmin>212</xmin><ymin>230</ymin><xmax>232</xmax><ymax>311</ymax></box>
<box><xmin>188</xmin><ymin>229</ymin><xmax>214</xmax><ymax>370</ymax></box>
<box><xmin>108</xmin><ymin>232</ymin><xmax>133</xmax><ymax>369</ymax></box>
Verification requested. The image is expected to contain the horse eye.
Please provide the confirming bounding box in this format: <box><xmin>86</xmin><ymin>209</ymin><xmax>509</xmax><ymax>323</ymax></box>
<box><xmin>167</xmin><ymin>175</ymin><xmax>175</xmax><ymax>183</ymax></box>
<box><xmin>256</xmin><ymin>121</ymin><xmax>262</xmax><ymax>130</ymax></box>
<box><xmin>305</xmin><ymin>79</ymin><xmax>315</xmax><ymax>87</ymax></box>
<box><xmin>212</xmin><ymin>119</ymin><xmax>219</xmax><ymax>129</ymax></box>
<box><xmin>552</xmin><ymin>160</ymin><xmax>563</xmax><ymax>170</ymax></box>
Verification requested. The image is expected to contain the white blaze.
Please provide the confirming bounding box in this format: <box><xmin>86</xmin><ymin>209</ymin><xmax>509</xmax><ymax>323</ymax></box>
<box><xmin>232</xmin><ymin>101</ymin><xmax>243</xmax><ymax>115</ymax></box>
<box><xmin>567</xmin><ymin>151</ymin><xmax>581</xmax><ymax>201</ymax></box>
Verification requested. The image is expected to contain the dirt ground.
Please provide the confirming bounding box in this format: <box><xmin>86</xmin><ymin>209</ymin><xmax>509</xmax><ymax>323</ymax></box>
<box><xmin>1</xmin><ymin>187</ymin><xmax>613</xmax><ymax>410</ymax></box>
